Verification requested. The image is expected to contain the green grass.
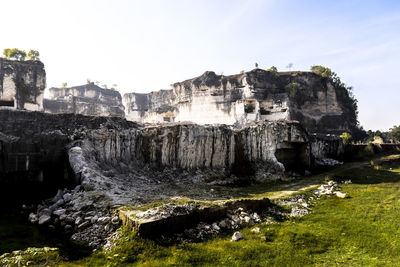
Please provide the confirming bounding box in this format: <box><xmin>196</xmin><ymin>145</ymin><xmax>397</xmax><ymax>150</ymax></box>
<box><xmin>57</xmin><ymin>155</ymin><xmax>400</xmax><ymax>266</ymax></box>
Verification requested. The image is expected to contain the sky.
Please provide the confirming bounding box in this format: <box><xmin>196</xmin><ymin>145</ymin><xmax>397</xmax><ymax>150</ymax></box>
<box><xmin>1</xmin><ymin>0</ymin><xmax>399</xmax><ymax>131</ymax></box>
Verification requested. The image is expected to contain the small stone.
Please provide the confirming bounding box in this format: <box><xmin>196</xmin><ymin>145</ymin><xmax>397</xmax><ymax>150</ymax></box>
<box><xmin>251</xmin><ymin>227</ymin><xmax>261</xmax><ymax>233</ymax></box>
<box><xmin>55</xmin><ymin>199</ymin><xmax>65</xmax><ymax>207</ymax></box>
<box><xmin>65</xmin><ymin>216</ymin><xmax>75</xmax><ymax>224</ymax></box>
<box><xmin>38</xmin><ymin>215</ymin><xmax>51</xmax><ymax>225</ymax></box>
<box><xmin>211</xmin><ymin>223</ymin><xmax>220</xmax><ymax>231</ymax></box>
<box><xmin>334</xmin><ymin>191</ymin><xmax>349</xmax><ymax>198</ymax></box>
<box><xmin>111</xmin><ymin>216</ymin><xmax>119</xmax><ymax>225</ymax></box>
<box><xmin>84</xmin><ymin>216</ymin><xmax>93</xmax><ymax>221</ymax></box>
<box><xmin>48</xmin><ymin>225</ymin><xmax>56</xmax><ymax>231</ymax></box>
<box><xmin>98</xmin><ymin>216</ymin><xmax>111</xmax><ymax>224</ymax></box>
<box><xmin>328</xmin><ymin>181</ymin><xmax>336</xmax><ymax>186</ymax></box>
<box><xmin>251</xmin><ymin>212</ymin><xmax>260</xmax><ymax>220</ymax></box>
<box><xmin>73</xmin><ymin>185</ymin><xmax>81</xmax><ymax>193</ymax></box>
<box><xmin>219</xmin><ymin>220</ymin><xmax>228</xmax><ymax>228</ymax></box>
<box><xmin>75</xmin><ymin>217</ymin><xmax>83</xmax><ymax>225</ymax></box>
<box><xmin>91</xmin><ymin>216</ymin><xmax>98</xmax><ymax>224</ymax></box>
<box><xmin>28</xmin><ymin>213</ymin><xmax>38</xmax><ymax>223</ymax></box>
<box><xmin>78</xmin><ymin>221</ymin><xmax>90</xmax><ymax>229</ymax></box>
<box><xmin>59</xmin><ymin>214</ymin><xmax>67</xmax><ymax>221</ymax></box>
<box><xmin>231</xmin><ymin>215</ymin><xmax>240</xmax><ymax>223</ymax></box>
<box><xmin>39</xmin><ymin>208</ymin><xmax>51</xmax><ymax>216</ymax></box>
<box><xmin>104</xmin><ymin>224</ymin><xmax>110</xmax><ymax>231</ymax></box>
<box><xmin>231</xmin><ymin>231</ymin><xmax>245</xmax><ymax>241</ymax></box>
<box><xmin>86</xmin><ymin>211</ymin><xmax>96</xmax><ymax>216</ymax></box>
<box><xmin>244</xmin><ymin>216</ymin><xmax>251</xmax><ymax>223</ymax></box>
<box><xmin>65</xmin><ymin>224</ymin><xmax>72</xmax><ymax>230</ymax></box>
<box><xmin>63</xmin><ymin>193</ymin><xmax>72</xmax><ymax>202</ymax></box>
<box><xmin>52</xmin><ymin>189</ymin><xmax>64</xmax><ymax>203</ymax></box>
<box><xmin>53</xmin><ymin>209</ymin><xmax>66</xmax><ymax>216</ymax></box>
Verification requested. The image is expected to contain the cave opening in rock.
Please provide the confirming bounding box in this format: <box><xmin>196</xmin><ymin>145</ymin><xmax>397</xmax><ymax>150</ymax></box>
<box><xmin>0</xmin><ymin>150</ymin><xmax>78</xmax><ymax>211</ymax></box>
<box><xmin>274</xmin><ymin>142</ymin><xmax>310</xmax><ymax>173</ymax></box>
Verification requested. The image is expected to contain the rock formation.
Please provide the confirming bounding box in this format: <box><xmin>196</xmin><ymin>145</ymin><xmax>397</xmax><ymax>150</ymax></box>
<box><xmin>44</xmin><ymin>83</ymin><xmax>125</xmax><ymax>117</ymax></box>
<box><xmin>123</xmin><ymin>69</ymin><xmax>358</xmax><ymax>135</ymax></box>
<box><xmin>0</xmin><ymin>57</ymin><xmax>46</xmax><ymax>110</ymax></box>
<box><xmin>0</xmin><ymin>109</ymin><xmax>310</xmax><ymax>206</ymax></box>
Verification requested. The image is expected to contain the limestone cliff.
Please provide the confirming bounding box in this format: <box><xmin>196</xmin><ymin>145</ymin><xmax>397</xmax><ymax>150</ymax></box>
<box><xmin>44</xmin><ymin>83</ymin><xmax>125</xmax><ymax>117</ymax></box>
<box><xmin>124</xmin><ymin>69</ymin><xmax>358</xmax><ymax>135</ymax></box>
<box><xmin>70</xmin><ymin>119</ymin><xmax>310</xmax><ymax>204</ymax></box>
<box><xmin>81</xmin><ymin>120</ymin><xmax>309</xmax><ymax>173</ymax></box>
<box><xmin>0</xmin><ymin>58</ymin><xmax>46</xmax><ymax>110</ymax></box>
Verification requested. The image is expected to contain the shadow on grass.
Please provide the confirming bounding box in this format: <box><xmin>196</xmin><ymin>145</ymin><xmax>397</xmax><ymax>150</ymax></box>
<box><xmin>331</xmin><ymin>166</ymin><xmax>400</xmax><ymax>185</ymax></box>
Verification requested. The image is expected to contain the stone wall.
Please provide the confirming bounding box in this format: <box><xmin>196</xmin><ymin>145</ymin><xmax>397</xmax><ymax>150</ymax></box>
<box><xmin>0</xmin><ymin>58</ymin><xmax>46</xmax><ymax>110</ymax></box>
<box><xmin>44</xmin><ymin>83</ymin><xmax>125</xmax><ymax>117</ymax></box>
<box><xmin>123</xmin><ymin>69</ymin><xmax>357</xmax><ymax>134</ymax></box>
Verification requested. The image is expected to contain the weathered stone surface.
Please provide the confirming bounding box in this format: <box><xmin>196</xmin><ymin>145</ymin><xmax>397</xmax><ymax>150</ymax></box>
<box><xmin>79</xmin><ymin>120</ymin><xmax>309</xmax><ymax>175</ymax></box>
<box><xmin>44</xmin><ymin>83</ymin><xmax>125</xmax><ymax>117</ymax></box>
<box><xmin>0</xmin><ymin>58</ymin><xmax>46</xmax><ymax>111</ymax></box>
<box><xmin>123</xmin><ymin>69</ymin><xmax>357</xmax><ymax>135</ymax></box>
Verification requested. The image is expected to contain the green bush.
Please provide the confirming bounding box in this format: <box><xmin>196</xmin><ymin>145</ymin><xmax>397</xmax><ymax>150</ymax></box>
<box><xmin>340</xmin><ymin>132</ymin><xmax>353</xmax><ymax>145</ymax></box>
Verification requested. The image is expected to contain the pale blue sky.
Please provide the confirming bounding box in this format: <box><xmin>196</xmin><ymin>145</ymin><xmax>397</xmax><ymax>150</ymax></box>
<box><xmin>1</xmin><ymin>0</ymin><xmax>399</xmax><ymax>130</ymax></box>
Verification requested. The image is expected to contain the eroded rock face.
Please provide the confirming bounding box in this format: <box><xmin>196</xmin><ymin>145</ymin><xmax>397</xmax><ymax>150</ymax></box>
<box><xmin>66</xmin><ymin>119</ymin><xmax>310</xmax><ymax>206</ymax></box>
<box><xmin>123</xmin><ymin>69</ymin><xmax>357</xmax><ymax>134</ymax></box>
<box><xmin>81</xmin><ymin>120</ymin><xmax>309</xmax><ymax>177</ymax></box>
<box><xmin>0</xmin><ymin>58</ymin><xmax>46</xmax><ymax>110</ymax></box>
<box><xmin>44</xmin><ymin>83</ymin><xmax>125</xmax><ymax>117</ymax></box>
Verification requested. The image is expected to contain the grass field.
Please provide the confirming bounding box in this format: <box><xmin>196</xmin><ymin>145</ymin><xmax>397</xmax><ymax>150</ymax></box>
<box><xmin>55</xmin><ymin>154</ymin><xmax>400</xmax><ymax>266</ymax></box>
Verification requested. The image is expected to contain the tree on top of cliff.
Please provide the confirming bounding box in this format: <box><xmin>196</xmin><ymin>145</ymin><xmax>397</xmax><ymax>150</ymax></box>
<box><xmin>27</xmin><ymin>50</ymin><xmax>40</xmax><ymax>61</ymax></box>
<box><xmin>311</xmin><ymin>65</ymin><xmax>333</xmax><ymax>78</ymax></box>
<box><xmin>3</xmin><ymin>48</ymin><xmax>27</xmax><ymax>61</ymax></box>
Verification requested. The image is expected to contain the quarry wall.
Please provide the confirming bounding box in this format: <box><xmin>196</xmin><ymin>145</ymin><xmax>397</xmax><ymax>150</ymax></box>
<box><xmin>0</xmin><ymin>58</ymin><xmax>46</xmax><ymax>111</ymax></box>
<box><xmin>123</xmin><ymin>69</ymin><xmax>357</xmax><ymax>135</ymax></box>
<box><xmin>44</xmin><ymin>83</ymin><xmax>125</xmax><ymax>117</ymax></box>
